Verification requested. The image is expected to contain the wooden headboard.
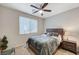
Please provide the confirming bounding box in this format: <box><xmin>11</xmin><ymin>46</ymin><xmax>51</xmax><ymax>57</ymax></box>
<box><xmin>46</xmin><ymin>28</ymin><xmax>65</xmax><ymax>40</ymax></box>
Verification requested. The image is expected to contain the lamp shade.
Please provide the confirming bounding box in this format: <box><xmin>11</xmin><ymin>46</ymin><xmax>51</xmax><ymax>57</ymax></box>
<box><xmin>64</xmin><ymin>31</ymin><xmax>70</xmax><ymax>40</ymax></box>
<box><xmin>65</xmin><ymin>31</ymin><xmax>70</xmax><ymax>36</ymax></box>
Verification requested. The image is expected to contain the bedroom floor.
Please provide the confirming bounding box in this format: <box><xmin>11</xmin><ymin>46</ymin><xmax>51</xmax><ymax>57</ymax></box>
<box><xmin>14</xmin><ymin>45</ymin><xmax>75</xmax><ymax>55</ymax></box>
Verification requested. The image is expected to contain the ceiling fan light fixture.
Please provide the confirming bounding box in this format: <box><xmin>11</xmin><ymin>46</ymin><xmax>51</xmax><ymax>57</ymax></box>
<box><xmin>39</xmin><ymin>10</ymin><xmax>43</xmax><ymax>13</ymax></box>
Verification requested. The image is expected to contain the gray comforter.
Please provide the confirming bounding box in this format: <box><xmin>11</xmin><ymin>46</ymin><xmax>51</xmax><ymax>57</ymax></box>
<box><xmin>28</xmin><ymin>35</ymin><xmax>61</xmax><ymax>55</ymax></box>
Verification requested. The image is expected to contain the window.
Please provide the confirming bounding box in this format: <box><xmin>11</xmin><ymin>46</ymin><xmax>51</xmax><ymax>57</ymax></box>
<box><xmin>19</xmin><ymin>16</ymin><xmax>38</xmax><ymax>34</ymax></box>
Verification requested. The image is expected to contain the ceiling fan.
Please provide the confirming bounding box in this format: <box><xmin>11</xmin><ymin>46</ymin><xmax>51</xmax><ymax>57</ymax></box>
<box><xmin>30</xmin><ymin>3</ymin><xmax>52</xmax><ymax>16</ymax></box>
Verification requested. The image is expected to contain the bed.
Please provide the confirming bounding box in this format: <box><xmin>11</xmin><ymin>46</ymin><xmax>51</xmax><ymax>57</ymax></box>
<box><xmin>27</xmin><ymin>28</ymin><xmax>64</xmax><ymax>55</ymax></box>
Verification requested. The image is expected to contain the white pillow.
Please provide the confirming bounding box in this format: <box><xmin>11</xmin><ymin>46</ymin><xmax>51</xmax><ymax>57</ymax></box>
<box><xmin>58</xmin><ymin>35</ymin><xmax>62</xmax><ymax>42</ymax></box>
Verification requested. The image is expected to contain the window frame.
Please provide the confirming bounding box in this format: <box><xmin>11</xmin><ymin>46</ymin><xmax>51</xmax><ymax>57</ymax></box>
<box><xmin>19</xmin><ymin>16</ymin><xmax>38</xmax><ymax>34</ymax></box>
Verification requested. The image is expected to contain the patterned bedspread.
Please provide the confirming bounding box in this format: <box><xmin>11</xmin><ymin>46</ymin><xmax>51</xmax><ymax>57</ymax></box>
<box><xmin>28</xmin><ymin>35</ymin><xmax>61</xmax><ymax>55</ymax></box>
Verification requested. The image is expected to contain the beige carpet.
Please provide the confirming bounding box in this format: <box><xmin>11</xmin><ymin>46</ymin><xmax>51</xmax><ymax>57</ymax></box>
<box><xmin>15</xmin><ymin>46</ymin><xmax>35</xmax><ymax>55</ymax></box>
<box><xmin>14</xmin><ymin>46</ymin><xmax>75</xmax><ymax>55</ymax></box>
<box><xmin>55</xmin><ymin>49</ymin><xmax>75</xmax><ymax>55</ymax></box>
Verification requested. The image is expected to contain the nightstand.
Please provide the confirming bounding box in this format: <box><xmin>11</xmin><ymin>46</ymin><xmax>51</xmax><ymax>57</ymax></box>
<box><xmin>61</xmin><ymin>40</ymin><xmax>77</xmax><ymax>54</ymax></box>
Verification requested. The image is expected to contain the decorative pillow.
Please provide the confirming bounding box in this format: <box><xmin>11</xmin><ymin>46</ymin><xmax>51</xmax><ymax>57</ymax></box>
<box><xmin>44</xmin><ymin>33</ymin><xmax>47</xmax><ymax>35</ymax></box>
<box><xmin>45</xmin><ymin>32</ymin><xmax>59</xmax><ymax>36</ymax></box>
<box><xmin>50</xmin><ymin>32</ymin><xmax>54</xmax><ymax>36</ymax></box>
<box><xmin>46</xmin><ymin>32</ymin><xmax>53</xmax><ymax>36</ymax></box>
<box><xmin>52</xmin><ymin>32</ymin><xmax>59</xmax><ymax>37</ymax></box>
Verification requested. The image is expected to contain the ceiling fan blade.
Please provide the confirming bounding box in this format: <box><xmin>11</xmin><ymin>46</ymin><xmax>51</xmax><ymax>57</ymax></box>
<box><xmin>30</xmin><ymin>5</ymin><xmax>39</xmax><ymax>9</ymax></box>
<box><xmin>43</xmin><ymin>9</ymin><xmax>52</xmax><ymax>12</ymax></box>
<box><xmin>42</xmin><ymin>3</ymin><xmax>48</xmax><ymax>9</ymax></box>
<box><xmin>32</xmin><ymin>10</ymin><xmax>39</xmax><ymax>14</ymax></box>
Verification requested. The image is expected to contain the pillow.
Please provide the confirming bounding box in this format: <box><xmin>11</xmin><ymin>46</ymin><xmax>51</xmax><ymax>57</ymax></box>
<box><xmin>46</xmin><ymin>32</ymin><xmax>54</xmax><ymax>36</ymax></box>
<box><xmin>58</xmin><ymin>34</ymin><xmax>62</xmax><ymax>42</ymax></box>
<box><xmin>45</xmin><ymin>32</ymin><xmax>59</xmax><ymax>36</ymax></box>
<box><xmin>52</xmin><ymin>32</ymin><xmax>59</xmax><ymax>37</ymax></box>
<box><xmin>44</xmin><ymin>33</ymin><xmax>47</xmax><ymax>35</ymax></box>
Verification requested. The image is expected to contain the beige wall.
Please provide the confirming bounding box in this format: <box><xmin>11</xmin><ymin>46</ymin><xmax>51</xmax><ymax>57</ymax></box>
<box><xmin>0</xmin><ymin>6</ymin><xmax>44</xmax><ymax>49</ymax></box>
<box><xmin>45</xmin><ymin>7</ymin><xmax>79</xmax><ymax>38</ymax></box>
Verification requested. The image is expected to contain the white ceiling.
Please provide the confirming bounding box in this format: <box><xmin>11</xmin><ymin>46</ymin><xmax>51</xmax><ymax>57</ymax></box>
<box><xmin>0</xmin><ymin>3</ymin><xmax>79</xmax><ymax>18</ymax></box>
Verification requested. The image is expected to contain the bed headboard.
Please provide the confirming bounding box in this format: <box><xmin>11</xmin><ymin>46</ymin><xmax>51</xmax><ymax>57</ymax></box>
<box><xmin>46</xmin><ymin>28</ymin><xmax>65</xmax><ymax>40</ymax></box>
